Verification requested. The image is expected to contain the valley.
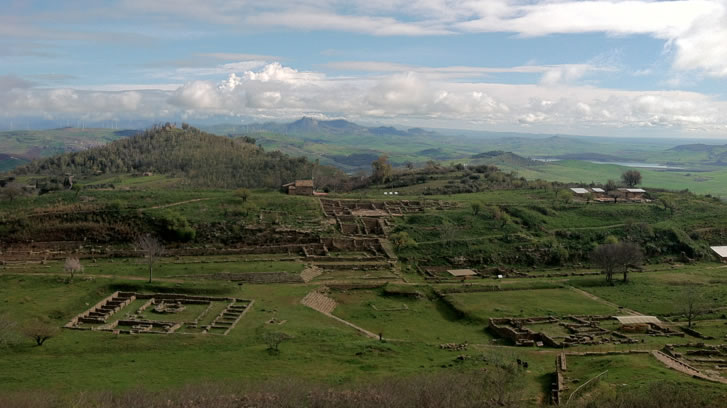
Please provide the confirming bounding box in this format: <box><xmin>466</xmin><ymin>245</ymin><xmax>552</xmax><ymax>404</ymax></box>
<box><xmin>1</xmin><ymin>125</ymin><xmax>727</xmax><ymax>406</ymax></box>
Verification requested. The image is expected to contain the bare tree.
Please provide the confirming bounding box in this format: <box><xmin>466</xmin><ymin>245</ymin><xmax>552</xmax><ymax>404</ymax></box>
<box><xmin>621</xmin><ymin>170</ymin><xmax>642</xmax><ymax>187</ymax></box>
<box><xmin>64</xmin><ymin>257</ymin><xmax>84</xmax><ymax>280</ymax></box>
<box><xmin>22</xmin><ymin>319</ymin><xmax>60</xmax><ymax>346</ymax></box>
<box><xmin>590</xmin><ymin>242</ymin><xmax>643</xmax><ymax>284</ymax></box>
<box><xmin>135</xmin><ymin>234</ymin><xmax>164</xmax><ymax>283</ymax></box>
<box><xmin>1</xmin><ymin>182</ymin><xmax>23</xmax><ymax>202</ymax></box>
<box><xmin>683</xmin><ymin>285</ymin><xmax>705</xmax><ymax>328</ymax></box>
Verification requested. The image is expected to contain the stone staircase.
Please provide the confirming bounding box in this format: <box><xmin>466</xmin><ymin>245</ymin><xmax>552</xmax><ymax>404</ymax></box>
<box><xmin>204</xmin><ymin>301</ymin><xmax>253</xmax><ymax>335</ymax></box>
<box><xmin>78</xmin><ymin>292</ymin><xmax>135</xmax><ymax>325</ymax></box>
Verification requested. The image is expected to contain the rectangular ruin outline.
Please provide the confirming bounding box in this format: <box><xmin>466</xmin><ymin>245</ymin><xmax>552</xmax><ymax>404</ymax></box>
<box><xmin>65</xmin><ymin>291</ymin><xmax>254</xmax><ymax>336</ymax></box>
<box><xmin>488</xmin><ymin>314</ymin><xmax>684</xmax><ymax>348</ymax></box>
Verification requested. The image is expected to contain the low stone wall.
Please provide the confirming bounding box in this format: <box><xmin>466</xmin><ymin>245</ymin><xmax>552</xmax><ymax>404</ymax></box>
<box><xmin>326</xmin><ymin>282</ymin><xmax>387</xmax><ymax>291</ymax></box>
<box><xmin>680</xmin><ymin>326</ymin><xmax>714</xmax><ymax>339</ymax></box>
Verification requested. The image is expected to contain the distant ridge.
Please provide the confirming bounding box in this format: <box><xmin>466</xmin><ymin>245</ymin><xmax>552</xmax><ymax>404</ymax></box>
<box><xmin>240</xmin><ymin>117</ymin><xmax>437</xmax><ymax>138</ymax></box>
<box><xmin>470</xmin><ymin>151</ymin><xmax>540</xmax><ymax>167</ymax></box>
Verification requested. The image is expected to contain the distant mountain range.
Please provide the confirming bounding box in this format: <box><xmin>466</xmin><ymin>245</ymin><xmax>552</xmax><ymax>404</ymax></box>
<box><xmin>4</xmin><ymin>117</ymin><xmax>727</xmax><ymax>174</ymax></box>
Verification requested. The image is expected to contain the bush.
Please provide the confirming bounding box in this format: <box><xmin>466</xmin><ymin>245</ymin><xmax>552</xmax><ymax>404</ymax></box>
<box><xmin>155</xmin><ymin>212</ymin><xmax>196</xmax><ymax>242</ymax></box>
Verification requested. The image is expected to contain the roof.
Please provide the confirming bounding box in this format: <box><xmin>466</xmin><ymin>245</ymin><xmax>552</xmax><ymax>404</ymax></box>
<box><xmin>614</xmin><ymin>315</ymin><xmax>661</xmax><ymax>325</ymax></box>
<box><xmin>295</xmin><ymin>180</ymin><xmax>314</xmax><ymax>187</ymax></box>
<box><xmin>711</xmin><ymin>246</ymin><xmax>727</xmax><ymax>258</ymax></box>
<box><xmin>626</xmin><ymin>188</ymin><xmax>646</xmax><ymax>193</ymax></box>
<box><xmin>447</xmin><ymin>269</ymin><xmax>477</xmax><ymax>277</ymax></box>
<box><xmin>570</xmin><ymin>188</ymin><xmax>589</xmax><ymax>194</ymax></box>
<box><xmin>591</xmin><ymin>188</ymin><xmax>605</xmax><ymax>193</ymax></box>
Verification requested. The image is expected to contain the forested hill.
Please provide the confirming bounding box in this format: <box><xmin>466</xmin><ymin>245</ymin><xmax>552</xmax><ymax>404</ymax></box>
<box><xmin>11</xmin><ymin>124</ymin><xmax>324</xmax><ymax>189</ymax></box>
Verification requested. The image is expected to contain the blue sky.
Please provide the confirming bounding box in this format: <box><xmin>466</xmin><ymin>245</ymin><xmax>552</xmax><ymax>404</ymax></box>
<box><xmin>2</xmin><ymin>0</ymin><xmax>727</xmax><ymax>137</ymax></box>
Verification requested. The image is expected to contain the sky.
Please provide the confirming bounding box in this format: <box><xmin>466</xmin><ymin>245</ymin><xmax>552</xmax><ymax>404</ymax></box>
<box><xmin>2</xmin><ymin>0</ymin><xmax>727</xmax><ymax>137</ymax></box>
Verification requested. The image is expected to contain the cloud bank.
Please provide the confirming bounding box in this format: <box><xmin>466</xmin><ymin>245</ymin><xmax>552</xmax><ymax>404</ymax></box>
<box><xmin>2</xmin><ymin>63</ymin><xmax>726</xmax><ymax>135</ymax></box>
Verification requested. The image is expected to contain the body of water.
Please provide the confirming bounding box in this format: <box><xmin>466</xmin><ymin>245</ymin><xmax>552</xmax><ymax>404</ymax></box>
<box><xmin>533</xmin><ymin>158</ymin><xmax>684</xmax><ymax>170</ymax></box>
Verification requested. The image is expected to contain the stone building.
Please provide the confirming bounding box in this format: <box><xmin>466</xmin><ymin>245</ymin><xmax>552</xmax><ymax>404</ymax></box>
<box><xmin>283</xmin><ymin>180</ymin><xmax>314</xmax><ymax>196</ymax></box>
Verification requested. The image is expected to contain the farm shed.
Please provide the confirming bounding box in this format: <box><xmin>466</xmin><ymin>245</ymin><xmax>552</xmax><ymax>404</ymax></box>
<box><xmin>569</xmin><ymin>188</ymin><xmax>589</xmax><ymax>195</ymax></box>
<box><xmin>447</xmin><ymin>269</ymin><xmax>477</xmax><ymax>278</ymax></box>
<box><xmin>282</xmin><ymin>180</ymin><xmax>314</xmax><ymax>196</ymax></box>
<box><xmin>618</xmin><ymin>188</ymin><xmax>647</xmax><ymax>199</ymax></box>
<box><xmin>614</xmin><ymin>316</ymin><xmax>661</xmax><ymax>325</ymax></box>
<box><xmin>710</xmin><ymin>246</ymin><xmax>727</xmax><ymax>262</ymax></box>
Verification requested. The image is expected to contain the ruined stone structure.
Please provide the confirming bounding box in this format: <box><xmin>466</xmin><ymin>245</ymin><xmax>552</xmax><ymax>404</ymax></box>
<box><xmin>488</xmin><ymin>315</ymin><xmax>645</xmax><ymax>347</ymax></box>
<box><xmin>66</xmin><ymin>292</ymin><xmax>254</xmax><ymax>336</ymax></box>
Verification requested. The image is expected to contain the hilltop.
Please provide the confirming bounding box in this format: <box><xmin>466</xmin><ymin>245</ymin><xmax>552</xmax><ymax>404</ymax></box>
<box><xmin>10</xmin><ymin>124</ymin><xmax>334</xmax><ymax>189</ymax></box>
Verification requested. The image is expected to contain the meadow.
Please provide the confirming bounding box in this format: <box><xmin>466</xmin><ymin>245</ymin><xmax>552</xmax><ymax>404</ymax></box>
<box><xmin>3</xmin><ymin>166</ymin><xmax>727</xmax><ymax>406</ymax></box>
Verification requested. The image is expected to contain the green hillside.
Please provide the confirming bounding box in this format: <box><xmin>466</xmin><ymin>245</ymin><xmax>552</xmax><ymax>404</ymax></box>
<box><xmin>10</xmin><ymin>124</ymin><xmax>334</xmax><ymax>189</ymax></box>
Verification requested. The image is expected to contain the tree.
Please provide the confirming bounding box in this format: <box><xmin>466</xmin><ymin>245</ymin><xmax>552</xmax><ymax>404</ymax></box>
<box><xmin>22</xmin><ymin>319</ymin><xmax>60</xmax><ymax>346</ymax></box>
<box><xmin>1</xmin><ymin>182</ymin><xmax>23</xmax><ymax>202</ymax></box>
<box><xmin>371</xmin><ymin>155</ymin><xmax>393</xmax><ymax>183</ymax></box>
<box><xmin>558</xmin><ymin>189</ymin><xmax>574</xmax><ymax>205</ymax></box>
<box><xmin>607</xmin><ymin>189</ymin><xmax>623</xmax><ymax>203</ymax></box>
<box><xmin>471</xmin><ymin>202</ymin><xmax>482</xmax><ymax>215</ymax></box>
<box><xmin>390</xmin><ymin>231</ymin><xmax>416</xmax><ymax>250</ymax></box>
<box><xmin>621</xmin><ymin>170</ymin><xmax>642</xmax><ymax>187</ymax></box>
<box><xmin>605</xmin><ymin>179</ymin><xmax>618</xmax><ymax>192</ymax></box>
<box><xmin>71</xmin><ymin>183</ymin><xmax>82</xmax><ymax>199</ymax></box>
<box><xmin>682</xmin><ymin>285</ymin><xmax>705</xmax><ymax>328</ymax></box>
<box><xmin>262</xmin><ymin>331</ymin><xmax>290</xmax><ymax>353</ymax></box>
<box><xmin>661</xmin><ymin>197</ymin><xmax>676</xmax><ymax>214</ymax></box>
<box><xmin>583</xmin><ymin>192</ymin><xmax>594</xmax><ymax>204</ymax></box>
<box><xmin>234</xmin><ymin>188</ymin><xmax>251</xmax><ymax>203</ymax></box>
<box><xmin>440</xmin><ymin>224</ymin><xmax>457</xmax><ymax>246</ymax></box>
<box><xmin>590</xmin><ymin>242</ymin><xmax>643</xmax><ymax>284</ymax></box>
<box><xmin>135</xmin><ymin>234</ymin><xmax>164</xmax><ymax>283</ymax></box>
<box><xmin>64</xmin><ymin>257</ymin><xmax>84</xmax><ymax>280</ymax></box>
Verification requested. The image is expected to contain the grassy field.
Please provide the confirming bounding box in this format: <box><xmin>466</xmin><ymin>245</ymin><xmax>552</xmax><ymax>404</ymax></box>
<box><xmin>4</xmin><ymin>171</ymin><xmax>727</xmax><ymax>405</ymax></box>
<box><xmin>330</xmin><ymin>289</ymin><xmax>493</xmax><ymax>343</ymax></box>
<box><xmin>511</xmin><ymin>159</ymin><xmax>727</xmax><ymax>197</ymax></box>
<box><xmin>444</xmin><ymin>288</ymin><xmax>618</xmax><ymax>321</ymax></box>
<box><xmin>562</xmin><ymin>353</ymin><xmax>727</xmax><ymax>402</ymax></box>
<box><xmin>567</xmin><ymin>263</ymin><xmax>727</xmax><ymax>318</ymax></box>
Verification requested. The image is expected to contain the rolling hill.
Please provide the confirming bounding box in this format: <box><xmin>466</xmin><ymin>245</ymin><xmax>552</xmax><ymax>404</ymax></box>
<box><xmin>10</xmin><ymin>124</ymin><xmax>335</xmax><ymax>189</ymax></box>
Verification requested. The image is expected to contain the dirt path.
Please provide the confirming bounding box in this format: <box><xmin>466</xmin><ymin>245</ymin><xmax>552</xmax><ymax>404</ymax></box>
<box><xmin>301</xmin><ymin>290</ymin><xmax>379</xmax><ymax>339</ymax></box>
<box><xmin>567</xmin><ymin>286</ymin><xmax>641</xmax><ymax>315</ymax></box>
<box><xmin>142</xmin><ymin>198</ymin><xmax>211</xmax><ymax>210</ymax></box>
<box><xmin>300</xmin><ymin>265</ymin><xmax>323</xmax><ymax>283</ymax></box>
<box><xmin>652</xmin><ymin>351</ymin><xmax>727</xmax><ymax>384</ymax></box>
